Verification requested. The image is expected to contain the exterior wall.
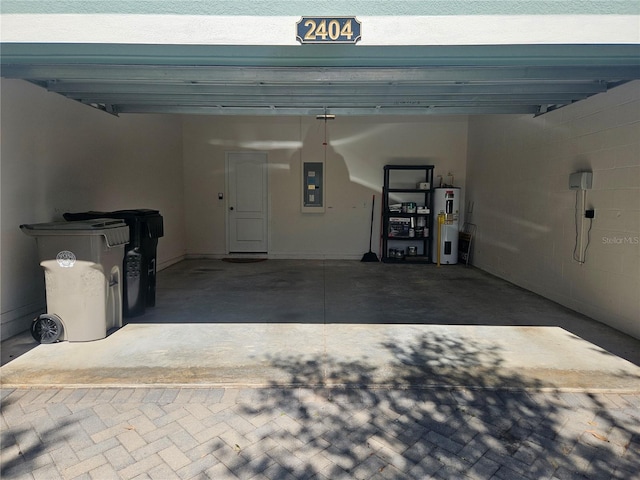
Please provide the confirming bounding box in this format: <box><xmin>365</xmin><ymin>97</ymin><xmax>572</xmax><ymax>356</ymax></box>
<box><xmin>3</xmin><ymin>1</ymin><xmax>636</xmax><ymax>15</ymax></box>
<box><xmin>2</xmin><ymin>1</ymin><xmax>638</xmax><ymax>46</ymax></box>
<box><xmin>466</xmin><ymin>81</ymin><xmax>640</xmax><ymax>339</ymax></box>
<box><xmin>183</xmin><ymin>115</ymin><xmax>467</xmax><ymax>259</ymax></box>
<box><xmin>0</xmin><ymin>79</ymin><xmax>186</xmax><ymax>339</ymax></box>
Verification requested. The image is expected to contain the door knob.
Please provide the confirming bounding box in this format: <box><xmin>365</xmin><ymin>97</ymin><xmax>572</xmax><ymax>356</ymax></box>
<box><xmin>230</xmin><ymin>207</ymin><xmax>234</xmax><ymax>210</ymax></box>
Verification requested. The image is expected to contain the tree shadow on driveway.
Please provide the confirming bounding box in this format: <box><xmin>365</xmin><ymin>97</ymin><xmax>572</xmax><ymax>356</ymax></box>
<box><xmin>236</xmin><ymin>332</ymin><xmax>640</xmax><ymax>479</ymax></box>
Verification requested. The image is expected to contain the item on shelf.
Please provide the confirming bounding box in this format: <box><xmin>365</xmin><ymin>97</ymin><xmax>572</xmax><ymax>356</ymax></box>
<box><xmin>389</xmin><ymin>217</ymin><xmax>411</xmax><ymax>237</ymax></box>
<box><xmin>417</xmin><ymin>182</ymin><xmax>431</xmax><ymax>190</ymax></box>
<box><xmin>389</xmin><ymin>203</ymin><xmax>402</xmax><ymax>212</ymax></box>
<box><xmin>417</xmin><ymin>206</ymin><xmax>430</xmax><ymax>214</ymax></box>
<box><xmin>408</xmin><ymin>246</ymin><xmax>417</xmax><ymax>256</ymax></box>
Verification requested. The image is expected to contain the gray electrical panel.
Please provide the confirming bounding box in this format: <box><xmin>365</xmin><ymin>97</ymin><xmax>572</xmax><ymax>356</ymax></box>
<box><xmin>303</xmin><ymin>162</ymin><xmax>324</xmax><ymax>210</ymax></box>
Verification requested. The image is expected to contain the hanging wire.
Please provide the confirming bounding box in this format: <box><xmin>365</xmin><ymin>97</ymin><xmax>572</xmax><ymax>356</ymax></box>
<box><xmin>583</xmin><ymin>217</ymin><xmax>594</xmax><ymax>262</ymax></box>
<box><xmin>323</xmin><ymin>107</ymin><xmax>328</xmax><ymax>146</ymax></box>
<box><xmin>573</xmin><ymin>189</ymin><xmax>582</xmax><ymax>263</ymax></box>
<box><xmin>323</xmin><ymin>108</ymin><xmax>328</xmax><ymax>166</ymax></box>
<box><xmin>573</xmin><ymin>189</ymin><xmax>592</xmax><ymax>264</ymax></box>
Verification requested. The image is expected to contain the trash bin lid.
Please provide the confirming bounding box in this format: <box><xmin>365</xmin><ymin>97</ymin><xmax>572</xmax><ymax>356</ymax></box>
<box><xmin>65</xmin><ymin>209</ymin><xmax>159</xmax><ymax>221</ymax></box>
<box><xmin>21</xmin><ymin>218</ymin><xmax>125</xmax><ymax>230</ymax></box>
<box><xmin>64</xmin><ymin>210</ymin><xmax>164</xmax><ymax>239</ymax></box>
<box><xmin>111</xmin><ymin>209</ymin><xmax>160</xmax><ymax>216</ymax></box>
<box><xmin>100</xmin><ymin>210</ymin><xmax>164</xmax><ymax>239</ymax></box>
<box><xmin>20</xmin><ymin>219</ymin><xmax>130</xmax><ymax>246</ymax></box>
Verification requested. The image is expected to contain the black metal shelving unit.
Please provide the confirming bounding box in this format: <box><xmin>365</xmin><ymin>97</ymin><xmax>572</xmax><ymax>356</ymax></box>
<box><xmin>382</xmin><ymin>165</ymin><xmax>434</xmax><ymax>263</ymax></box>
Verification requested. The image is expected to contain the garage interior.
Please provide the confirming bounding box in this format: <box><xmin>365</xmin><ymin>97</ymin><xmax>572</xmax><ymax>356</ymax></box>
<box><xmin>2</xmin><ymin>43</ymin><xmax>640</xmax><ymax>338</ymax></box>
<box><xmin>1</xmin><ymin>40</ymin><xmax>639</xmax><ymax>385</ymax></box>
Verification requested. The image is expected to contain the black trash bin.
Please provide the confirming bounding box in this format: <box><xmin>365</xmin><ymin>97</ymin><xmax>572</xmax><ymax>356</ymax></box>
<box><xmin>64</xmin><ymin>209</ymin><xmax>163</xmax><ymax>318</ymax></box>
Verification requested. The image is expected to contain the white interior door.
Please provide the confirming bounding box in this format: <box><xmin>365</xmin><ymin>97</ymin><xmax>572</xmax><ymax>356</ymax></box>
<box><xmin>226</xmin><ymin>152</ymin><xmax>268</xmax><ymax>253</ymax></box>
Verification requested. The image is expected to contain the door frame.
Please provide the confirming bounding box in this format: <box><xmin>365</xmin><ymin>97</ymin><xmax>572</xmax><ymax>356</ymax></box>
<box><xmin>225</xmin><ymin>151</ymin><xmax>269</xmax><ymax>254</ymax></box>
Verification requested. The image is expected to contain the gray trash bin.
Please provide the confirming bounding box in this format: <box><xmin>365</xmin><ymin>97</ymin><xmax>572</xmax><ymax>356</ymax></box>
<box><xmin>20</xmin><ymin>219</ymin><xmax>129</xmax><ymax>342</ymax></box>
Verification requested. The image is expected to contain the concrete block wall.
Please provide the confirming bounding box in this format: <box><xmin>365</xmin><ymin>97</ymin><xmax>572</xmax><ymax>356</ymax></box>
<box><xmin>466</xmin><ymin>81</ymin><xmax>640</xmax><ymax>339</ymax></box>
<box><xmin>0</xmin><ymin>79</ymin><xmax>186</xmax><ymax>339</ymax></box>
<box><xmin>182</xmin><ymin>115</ymin><xmax>468</xmax><ymax>259</ymax></box>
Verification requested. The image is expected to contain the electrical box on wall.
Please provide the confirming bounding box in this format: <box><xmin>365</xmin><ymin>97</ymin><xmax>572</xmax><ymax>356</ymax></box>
<box><xmin>569</xmin><ymin>171</ymin><xmax>593</xmax><ymax>190</ymax></box>
<box><xmin>302</xmin><ymin>161</ymin><xmax>324</xmax><ymax>213</ymax></box>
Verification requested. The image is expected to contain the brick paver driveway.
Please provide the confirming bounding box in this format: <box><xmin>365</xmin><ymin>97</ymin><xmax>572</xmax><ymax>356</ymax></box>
<box><xmin>2</xmin><ymin>386</ymin><xmax>639</xmax><ymax>479</ymax></box>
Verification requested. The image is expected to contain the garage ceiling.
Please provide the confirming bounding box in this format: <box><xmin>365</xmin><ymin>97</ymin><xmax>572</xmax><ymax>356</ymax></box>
<box><xmin>1</xmin><ymin>43</ymin><xmax>639</xmax><ymax>116</ymax></box>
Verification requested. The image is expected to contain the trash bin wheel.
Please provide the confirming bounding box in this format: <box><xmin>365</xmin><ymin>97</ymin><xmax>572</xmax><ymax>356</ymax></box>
<box><xmin>31</xmin><ymin>314</ymin><xmax>63</xmax><ymax>344</ymax></box>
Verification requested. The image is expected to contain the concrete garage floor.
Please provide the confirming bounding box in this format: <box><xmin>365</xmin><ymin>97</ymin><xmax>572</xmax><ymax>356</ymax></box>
<box><xmin>2</xmin><ymin>259</ymin><xmax>640</xmax><ymax>390</ymax></box>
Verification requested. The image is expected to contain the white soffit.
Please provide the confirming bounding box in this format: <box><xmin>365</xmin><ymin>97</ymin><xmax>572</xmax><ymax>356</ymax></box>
<box><xmin>2</xmin><ymin>14</ymin><xmax>639</xmax><ymax>45</ymax></box>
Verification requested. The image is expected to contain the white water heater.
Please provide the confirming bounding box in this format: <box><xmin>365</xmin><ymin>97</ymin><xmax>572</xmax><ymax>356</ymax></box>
<box><xmin>432</xmin><ymin>187</ymin><xmax>460</xmax><ymax>264</ymax></box>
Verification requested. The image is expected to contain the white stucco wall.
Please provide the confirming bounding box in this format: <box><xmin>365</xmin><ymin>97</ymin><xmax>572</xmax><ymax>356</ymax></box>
<box><xmin>0</xmin><ymin>79</ymin><xmax>186</xmax><ymax>339</ymax></box>
<box><xmin>3</xmin><ymin>0</ymin><xmax>638</xmax><ymax>46</ymax></box>
<box><xmin>3</xmin><ymin>14</ymin><xmax>638</xmax><ymax>45</ymax></box>
<box><xmin>182</xmin><ymin>115</ymin><xmax>468</xmax><ymax>259</ymax></box>
<box><xmin>466</xmin><ymin>81</ymin><xmax>640</xmax><ymax>339</ymax></box>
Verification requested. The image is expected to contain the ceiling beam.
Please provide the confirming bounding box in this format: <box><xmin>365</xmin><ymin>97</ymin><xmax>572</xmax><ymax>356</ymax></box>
<box><xmin>46</xmin><ymin>81</ymin><xmax>609</xmax><ymax>96</ymax></box>
<box><xmin>2</xmin><ymin>43</ymin><xmax>639</xmax><ymax>68</ymax></box>
<box><xmin>69</xmin><ymin>93</ymin><xmax>589</xmax><ymax>106</ymax></box>
<box><xmin>115</xmin><ymin>105</ymin><xmax>540</xmax><ymax>115</ymax></box>
<box><xmin>4</xmin><ymin>64</ymin><xmax>639</xmax><ymax>83</ymax></box>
